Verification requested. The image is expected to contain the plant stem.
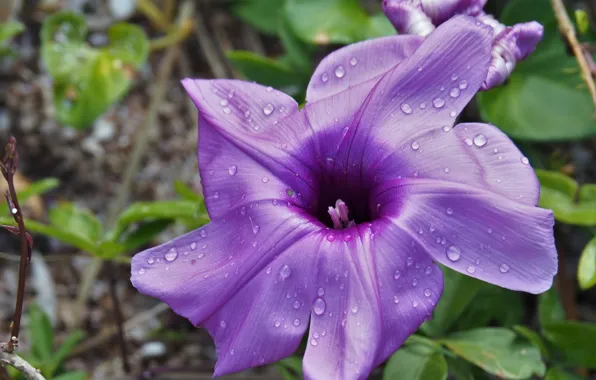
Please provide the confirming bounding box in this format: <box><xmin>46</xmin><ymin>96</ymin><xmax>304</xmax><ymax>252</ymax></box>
<box><xmin>106</xmin><ymin>261</ymin><xmax>130</xmax><ymax>373</ymax></box>
<box><xmin>0</xmin><ymin>350</ymin><xmax>45</xmax><ymax>380</ymax></box>
<box><xmin>552</xmin><ymin>0</ymin><xmax>596</xmax><ymax>113</ymax></box>
<box><xmin>136</xmin><ymin>0</ymin><xmax>169</xmax><ymax>32</ymax></box>
<box><xmin>149</xmin><ymin>19</ymin><xmax>194</xmax><ymax>52</ymax></box>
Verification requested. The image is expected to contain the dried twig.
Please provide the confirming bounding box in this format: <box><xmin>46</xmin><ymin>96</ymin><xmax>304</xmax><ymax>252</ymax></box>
<box><xmin>107</xmin><ymin>262</ymin><xmax>131</xmax><ymax>373</ymax></box>
<box><xmin>0</xmin><ymin>351</ymin><xmax>45</xmax><ymax>380</ymax></box>
<box><xmin>552</xmin><ymin>0</ymin><xmax>596</xmax><ymax>112</ymax></box>
<box><xmin>0</xmin><ymin>137</ymin><xmax>33</xmax><ymax>353</ymax></box>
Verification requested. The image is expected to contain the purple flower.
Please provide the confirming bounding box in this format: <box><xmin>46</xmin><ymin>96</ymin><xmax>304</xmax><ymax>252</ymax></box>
<box><xmin>382</xmin><ymin>0</ymin><xmax>544</xmax><ymax>89</ymax></box>
<box><xmin>131</xmin><ymin>16</ymin><xmax>557</xmax><ymax>380</ymax></box>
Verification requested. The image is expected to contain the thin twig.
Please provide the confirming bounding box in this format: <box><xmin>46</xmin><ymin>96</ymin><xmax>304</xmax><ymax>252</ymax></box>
<box><xmin>0</xmin><ymin>137</ymin><xmax>33</xmax><ymax>352</ymax></box>
<box><xmin>107</xmin><ymin>261</ymin><xmax>131</xmax><ymax>373</ymax></box>
<box><xmin>0</xmin><ymin>351</ymin><xmax>45</xmax><ymax>380</ymax></box>
<box><xmin>194</xmin><ymin>7</ymin><xmax>231</xmax><ymax>79</ymax></box>
<box><xmin>552</xmin><ymin>0</ymin><xmax>596</xmax><ymax>113</ymax></box>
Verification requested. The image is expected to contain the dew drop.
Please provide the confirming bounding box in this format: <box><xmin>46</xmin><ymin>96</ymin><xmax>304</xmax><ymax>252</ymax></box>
<box><xmin>433</xmin><ymin>97</ymin><xmax>445</xmax><ymax>108</ymax></box>
<box><xmin>419</xmin><ymin>102</ymin><xmax>426</xmax><ymax>109</ymax></box>
<box><xmin>310</xmin><ymin>339</ymin><xmax>318</xmax><ymax>346</ymax></box>
<box><xmin>449</xmin><ymin>88</ymin><xmax>460</xmax><ymax>98</ymax></box>
<box><xmin>412</xmin><ymin>278</ymin><xmax>418</xmax><ymax>287</ymax></box>
<box><xmin>446</xmin><ymin>208</ymin><xmax>453</xmax><ymax>215</ymax></box>
<box><xmin>444</xmin><ymin>167</ymin><xmax>450</xmax><ymax>173</ymax></box>
<box><xmin>393</xmin><ymin>270</ymin><xmax>401</xmax><ymax>280</ymax></box>
<box><xmin>263</xmin><ymin>103</ymin><xmax>274</xmax><ymax>115</ymax></box>
<box><xmin>313</xmin><ymin>298</ymin><xmax>326</xmax><ymax>315</ymax></box>
<box><xmin>446</xmin><ymin>245</ymin><xmax>461</xmax><ymax>261</ymax></box>
<box><xmin>220</xmin><ymin>99</ymin><xmax>228</xmax><ymax>106</ymax></box>
<box><xmin>349</xmin><ymin>57</ymin><xmax>358</xmax><ymax>66</ymax></box>
<box><xmin>334</xmin><ymin>65</ymin><xmax>345</xmax><ymax>78</ymax></box>
<box><xmin>197</xmin><ymin>252</ymin><xmax>205</xmax><ymax>259</ymax></box>
<box><xmin>220</xmin><ymin>320</ymin><xmax>227</xmax><ymax>328</ymax></box>
<box><xmin>424</xmin><ymin>288</ymin><xmax>432</xmax><ymax>297</ymax></box>
<box><xmin>321</xmin><ymin>72</ymin><xmax>329</xmax><ymax>82</ymax></box>
<box><xmin>487</xmin><ymin>227</ymin><xmax>493</xmax><ymax>234</ymax></box>
<box><xmin>228</xmin><ymin>165</ymin><xmax>237</xmax><ymax>175</ymax></box>
<box><xmin>279</xmin><ymin>106</ymin><xmax>285</xmax><ymax>113</ymax></box>
<box><xmin>451</xmin><ymin>73</ymin><xmax>458</xmax><ymax>81</ymax></box>
<box><xmin>262</xmin><ymin>176</ymin><xmax>269</xmax><ymax>183</ymax></box>
<box><xmin>425</xmin><ymin>266</ymin><xmax>432</xmax><ymax>275</ymax></box>
<box><xmin>137</xmin><ymin>268</ymin><xmax>146</xmax><ymax>275</ymax></box>
<box><xmin>521</xmin><ymin>156</ymin><xmax>529</xmax><ymax>165</ymax></box>
<box><xmin>318</xmin><ymin>287</ymin><xmax>325</xmax><ymax>296</ymax></box>
<box><xmin>222</xmin><ymin>107</ymin><xmax>231</xmax><ymax>114</ymax></box>
<box><xmin>213</xmin><ymin>192</ymin><xmax>220</xmax><ymax>199</ymax></box>
<box><xmin>327</xmin><ymin>234</ymin><xmax>336</xmax><ymax>242</ymax></box>
<box><xmin>293</xmin><ymin>318</ymin><xmax>301</xmax><ymax>327</ymax></box>
<box><xmin>351</xmin><ymin>305</ymin><xmax>359</xmax><ymax>314</ymax></box>
<box><xmin>252</xmin><ymin>225</ymin><xmax>260</xmax><ymax>234</ymax></box>
<box><xmin>274</xmin><ymin>320</ymin><xmax>281</xmax><ymax>328</ymax></box>
<box><xmin>401</xmin><ymin>103</ymin><xmax>413</xmax><ymax>114</ymax></box>
<box><xmin>473</xmin><ymin>134</ymin><xmax>488</xmax><ymax>147</ymax></box>
<box><xmin>244</xmin><ymin>110</ymin><xmax>251</xmax><ymax>118</ymax></box>
<box><xmin>279</xmin><ymin>264</ymin><xmax>291</xmax><ymax>278</ymax></box>
<box><xmin>165</xmin><ymin>248</ymin><xmax>178</xmax><ymax>262</ymax></box>
<box><xmin>459</xmin><ymin>80</ymin><xmax>468</xmax><ymax>89</ymax></box>
<box><xmin>147</xmin><ymin>257</ymin><xmax>155</xmax><ymax>264</ymax></box>
<box><xmin>466</xmin><ymin>266</ymin><xmax>476</xmax><ymax>274</ymax></box>
<box><xmin>293</xmin><ymin>300</ymin><xmax>301</xmax><ymax>309</ymax></box>
<box><xmin>407</xmin><ymin>257</ymin><xmax>413</xmax><ymax>266</ymax></box>
<box><xmin>190</xmin><ymin>242</ymin><xmax>197</xmax><ymax>250</ymax></box>
<box><xmin>464</xmin><ymin>138</ymin><xmax>473</xmax><ymax>146</ymax></box>
<box><xmin>442</xmin><ymin>125</ymin><xmax>451</xmax><ymax>132</ymax></box>
<box><xmin>499</xmin><ymin>263</ymin><xmax>510</xmax><ymax>273</ymax></box>
<box><xmin>266</xmin><ymin>86</ymin><xmax>273</xmax><ymax>92</ymax></box>
<box><xmin>266</xmin><ymin>266</ymin><xmax>272</xmax><ymax>274</ymax></box>
<box><xmin>411</xmin><ymin>141</ymin><xmax>420</xmax><ymax>150</ymax></box>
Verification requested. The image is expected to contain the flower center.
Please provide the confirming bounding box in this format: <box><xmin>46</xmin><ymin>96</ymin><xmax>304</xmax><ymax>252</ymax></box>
<box><xmin>327</xmin><ymin>199</ymin><xmax>355</xmax><ymax>229</ymax></box>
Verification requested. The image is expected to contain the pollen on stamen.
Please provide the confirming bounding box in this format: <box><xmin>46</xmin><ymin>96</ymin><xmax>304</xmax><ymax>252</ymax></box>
<box><xmin>327</xmin><ymin>199</ymin><xmax>355</xmax><ymax>230</ymax></box>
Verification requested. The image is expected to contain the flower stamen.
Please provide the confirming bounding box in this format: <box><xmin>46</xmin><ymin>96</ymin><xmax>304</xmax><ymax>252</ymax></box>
<box><xmin>327</xmin><ymin>199</ymin><xmax>355</xmax><ymax>229</ymax></box>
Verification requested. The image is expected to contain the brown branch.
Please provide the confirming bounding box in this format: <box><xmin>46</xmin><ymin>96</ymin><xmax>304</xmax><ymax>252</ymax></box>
<box><xmin>0</xmin><ymin>137</ymin><xmax>33</xmax><ymax>353</ymax></box>
<box><xmin>107</xmin><ymin>262</ymin><xmax>130</xmax><ymax>373</ymax></box>
<box><xmin>0</xmin><ymin>349</ymin><xmax>45</xmax><ymax>380</ymax></box>
<box><xmin>552</xmin><ymin>0</ymin><xmax>596</xmax><ymax>113</ymax></box>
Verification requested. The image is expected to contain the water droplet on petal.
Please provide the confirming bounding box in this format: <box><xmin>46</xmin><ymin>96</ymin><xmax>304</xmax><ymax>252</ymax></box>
<box><xmin>424</xmin><ymin>289</ymin><xmax>432</xmax><ymax>297</ymax></box>
<box><xmin>449</xmin><ymin>88</ymin><xmax>460</xmax><ymax>98</ymax></box>
<box><xmin>521</xmin><ymin>156</ymin><xmax>529</xmax><ymax>165</ymax></box>
<box><xmin>274</xmin><ymin>320</ymin><xmax>281</xmax><ymax>328</ymax></box>
<box><xmin>279</xmin><ymin>264</ymin><xmax>291</xmax><ymax>278</ymax></box>
<box><xmin>147</xmin><ymin>257</ymin><xmax>155</xmax><ymax>264</ymax></box>
<box><xmin>459</xmin><ymin>80</ymin><xmax>468</xmax><ymax>89</ymax></box>
<box><xmin>412</xmin><ymin>300</ymin><xmax>419</xmax><ymax>307</ymax></box>
<box><xmin>220</xmin><ymin>320</ymin><xmax>227</xmax><ymax>328</ymax></box>
<box><xmin>326</xmin><ymin>234</ymin><xmax>335</xmax><ymax>242</ymax></box>
<box><xmin>419</xmin><ymin>102</ymin><xmax>426</xmax><ymax>109</ymax></box>
<box><xmin>446</xmin><ymin>245</ymin><xmax>461</xmax><ymax>261</ymax></box>
<box><xmin>467</xmin><ymin>266</ymin><xmax>476</xmax><ymax>274</ymax></box>
<box><xmin>425</xmin><ymin>266</ymin><xmax>432</xmax><ymax>275</ymax></box>
<box><xmin>446</xmin><ymin>208</ymin><xmax>453</xmax><ymax>215</ymax></box>
<box><xmin>293</xmin><ymin>318</ymin><xmax>301</xmax><ymax>326</ymax></box>
<box><xmin>334</xmin><ymin>65</ymin><xmax>345</xmax><ymax>78</ymax></box>
<box><xmin>451</xmin><ymin>73</ymin><xmax>458</xmax><ymax>81</ymax></box>
<box><xmin>293</xmin><ymin>300</ymin><xmax>301</xmax><ymax>309</ymax></box>
<box><xmin>310</xmin><ymin>339</ymin><xmax>318</xmax><ymax>346</ymax></box>
<box><xmin>220</xmin><ymin>99</ymin><xmax>228</xmax><ymax>106</ymax></box>
<box><xmin>313</xmin><ymin>298</ymin><xmax>326</xmax><ymax>315</ymax></box>
<box><xmin>213</xmin><ymin>192</ymin><xmax>220</xmax><ymax>199</ymax></box>
<box><xmin>393</xmin><ymin>270</ymin><xmax>401</xmax><ymax>280</ymax></box>
<box><xmin>433</xmin><ymin>97</ymin><xmax>445</xmax><ymax>108</ymax></box>
<box><xmin>137</xmin><ymin>268</ymin><xmax>146</xmax><ymax>275</ymax></box>
<box><xmin>252</xmin><ymin>225</ymin><xmax>260</xmax><ymax>234</ymax></box>
<box><xmin>351</xmin><ymin>305</ymin><xmax>359</xmax><ymax>314</ymax></box>
<box><xmin>412</xmin><ymin>278</ymin><xmax>418</xmax><ymax>287</ymax></box>
<box><xmin>228</xmin><ymin>165</ymin><xmax>237</xmax><ymax>175</ymax></box>
<box><xmin>444</xmin><ymin>167</ymin><xmax>450</xmax><ymax>173</ymax></box>
<box><xmin>500</xmin><ymin>263</ymin><xmax>510</xmax><ymax>273</ymax></box>
<box><xmin>411</xmin><ymin>141</ymin><xmax>420</xmax><ymax>150</ymax></box>
<box><xmin>401</xmin><ymin>103</ymin><xmax>413</xmax><ymax>114</ymax></box>
<box><xmin>244</xmin><ymin>110</ymin><xmax>251</xmax><ymax>118</ymax></box>
<box><xmin>349</xmin><ymin>57</ymin><xmax>358</xmax><ymax>66</ymax></box>
<box><xmin>165</xmin><ymin>248</ymin><xmax>178</xmax><ymax>262</ymax></box>
<box><xmin>407</xmin><ymin>257</ymin><xmax>413</xmax><ymax>266</ymax></box>
<box><xmin>262</xmin><ymin>176</ymin><xmax>269</xmax><ymax>183</ymax></box>
<box><xmin>263</xmin><ymin>103</ymin><xmax>274</xmax><ymax>115</ymax></box>
<box><xmin>393</xmin><ymin>295</ymin><xmax>399</xmax><ymax>304</ymax></box>
<box><xmin>279</xmin><ymin>106</ymin><xmax>285</xmax><ymax>113</ymax></box>
<box><xmin>222</xmin><ymin>107</ymin><xmax>231</xmax><ymax>114</ymax></box>
<box><xmin>442</xmin><ymin>125</ymin><xmax>451</xmax><ymax>132</ymax></box>
<box><xmin>473</xmin><ymin>134</ymin><xmax>488</xmax><ymax>147</ymax></box>
<box><xmin>321</xmin><ymin>73</ymin><xmax>329</xmax><ymax>82</ymax></box>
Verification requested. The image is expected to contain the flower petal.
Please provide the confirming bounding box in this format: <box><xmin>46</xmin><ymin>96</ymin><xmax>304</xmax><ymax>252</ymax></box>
<box><xmin>330</xmin><ymin>16</ymin><xmax>492</xmax><ymax>175</ymax></box>
<box><xmin>131</xmin><ymin>202</ymin><xmax>317</xmax><ymax>325</ymax></box>
<box><xmin>373</xmin><ymin>122</ymin><xmax>540</xmax><ymax>205</ymax></box>
<box><xmin>306</xmin><ymin>35</ymin><xmax>424</xmax><ymax>102</ymax></box>
<box><xmin>483</xmin><ymin>21</ymin><xmax>544</xmax><ymax>89</ymax></box>
<box><xmin>303</xmin><ymin>227</ymin><xmax>381</xmax><ymax>380</ymax></box>
<box><xmin>371</xmin><ymin>219</ymin><xmax>443</xmax><ymax>365</ymax></box>
<box><xmin>182</xmin><ymin>79</ymin><xmax>319</xmax><ymax>218</ymax></box>
<box><xmin>382</xmin><ymin>1</ymin><xmax>435</xmax><ymax>35</ymax></box>
<box><xmin>374</xmin><ymin>178</ymin><xmax>557</xmax><ymax>294</ymax></box>
<box><xmin>204</xmin><ymin>234</ymin><xmax>319</xmax><ymax>376</ymax></box>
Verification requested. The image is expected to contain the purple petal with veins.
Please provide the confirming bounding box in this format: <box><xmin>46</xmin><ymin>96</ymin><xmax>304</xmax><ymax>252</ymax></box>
<box><xmin>131</xmin><ymin>16</ymin><xmax>556</xmax><ymax>380</ymax></box>
<box><xmin>382</xmin><ymin>0</ymin><xmax>543</xmax><ymax>90</ymax></box>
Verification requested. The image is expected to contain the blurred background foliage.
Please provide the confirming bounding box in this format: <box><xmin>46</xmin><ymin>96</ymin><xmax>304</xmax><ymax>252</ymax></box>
<box><xmin>0</xmin><ymin>0</ymin><xmax>595</xmax><ymax>379</ymax></box>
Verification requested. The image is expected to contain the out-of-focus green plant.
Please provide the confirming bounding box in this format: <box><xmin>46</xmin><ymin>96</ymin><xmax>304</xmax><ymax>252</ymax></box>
<box><xmin>0</xmin><ymin>20</ymin><xmax>24</xmax><ymax>58</ymax></box>
<box><xmin>0</xmin><ymin>180</ymin><xmax>209</xmax><ymax>261</ymax></box>
<box><xmin>477</xmin><ymin>0</ymin><xmax>596</xmax><ymax>140</ymax></box>
<box><xmin>7</xmin><ymin>304</ymin><xmax>86</xmax><ymax>380</ymax></box>
<box><xmin>40</xmin><ymin>11</ymin><xmax>149</xmax><ymax>129</ymax></box>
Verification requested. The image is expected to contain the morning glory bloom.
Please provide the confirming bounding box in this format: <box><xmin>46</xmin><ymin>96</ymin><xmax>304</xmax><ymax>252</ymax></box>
<box><xmin>131</xmin><ymin>16</ymin><xmax>557</xmax><ymax>380</ymax></box>
<box><xmin>382</xmin><ymin>0</ymin><xmax>544</xmax><ymax>89</ymax></box>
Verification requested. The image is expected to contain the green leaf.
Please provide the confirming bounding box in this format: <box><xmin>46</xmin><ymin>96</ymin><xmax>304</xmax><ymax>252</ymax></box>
<box><xmin>52</xmin><ymin>371</ymin><xmax>88</xmax><ymax>380</ymax></box>
<box><xmin>477</xmin><ymin>0</ymin><xmax>596</xmax><ymax>140</ymax></box>
<box><xmin>0</xmin><ymin>20</ymin><xmax>25</xmax><ymax>58</ymax></box>
<box><xmin>227</xmin><ymin>50</ymin><xmax>307</xmax><ymax>99</ymax></box>
<box><xmin>27</xmin><ymin>304</ymin><xmax>54</xmax><ymax>364</ymax></box>
<box><xmin>0</xmin><ymin>216</ymin><xmax>96</xmax><ymax>252</ymax></box>
<box><xmin>232</xmin><ymin>0</ymin><xmax>285</xmax><ymax>35</ymax></box>
<box><xmin>383</xmin><ymin>344</ymin><xmax>447</xmax><ymax>380</ymax></box>
<box><xmin>535</xmin><ymin>170</ymin><xmax>596</xmax><ymax>225</ymax></box>
<box><xmin>285</xmin><ymin>0</ymin><xmax>393</xmax><ymax>45</ymax></box>
<box><xmin>49</xmin><ymin>202</ymin><xmax>103</xmax><ymax>242</ymax></box>
<box><xmin>109</xmin><ymin>200</ymin><xmax>207</xmax><ymax>241</ymax></box>
<box><xmin>0</xmin><ymin>178</ymin><xmax>59</xmax><ymax>215</ymax></box>
<box><xmin>119</xmin><ymin>220</ymin><xmax>172</xmax><ymax>251</ymax></box>
<box><xmin>512</xmin><ymin>325</ymin><xmax>549</xmax><ymax>359</ymax></box>
<box><xmin>48</xmin><ymin>330</ymin><xmax>85</xmax><ymax>376</ymax></box>
<box><xmin>173</xmin><ymin>180</ymin><xmax>202</xmax><ymax>202</ymax></box>
<box><xmin>538</xmin><ymin>286</ymin><xmax>565</xmax><ymax>327</ymax></box>
<box><xmin>578</xmin><ymin>237</ymin><xmax>596</xmax><ymax>289</ymax></box>
<box><xmin>545</xmin><ymin>367</ymin><xmax>583</xmax><ymax>380</ymax></box>
<box><xmin>575</xmin><ymin>10</ymin><xmax>590</xmax><ymax>35</ymax></box>
<box><xmin>453</xmin><ymin>286</ymin><xmax>524</xmax><ymax>331</ymax></box>
<box><xmin>441</xmin><ymin>328</ymin><xmax>546</xmax><ymax>379</ymax></box>
<box><xmin>543</xmin><ymin>321</ymin><xmax>596</xmax><ymax>368</ymax></box>
<box><xmin>277</xmin><ymin>356</ymin><xmax>302</xmax><ymax>374</ymax></box>
<box><xmin>279</xmin><ymin>16</ymin><xmax>313</xmax><ymax>73</ymax></box>
<box><xmin>422</xmin><ymin>266</ymin><xmax>484</xmax><ymax>336</ymax></box>
<box><xmin>41</xmin><ymin>11</ymin><xmax>148</xmax><ymax>128</ymax></box>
